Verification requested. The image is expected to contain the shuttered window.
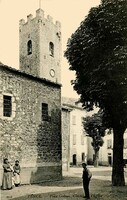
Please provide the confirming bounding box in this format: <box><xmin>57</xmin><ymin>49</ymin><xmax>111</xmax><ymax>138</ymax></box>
<box><xmin>3</xmin><ymin>95</ymin><xmax>12</xmax><ymax>117</ymax></box>
<box><xmin>42</xmin><ymin>103</ymin><xmax>48</xmax><ymax>121</ymax></box>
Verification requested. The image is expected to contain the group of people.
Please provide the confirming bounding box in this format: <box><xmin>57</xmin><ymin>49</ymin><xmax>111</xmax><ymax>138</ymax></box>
<box><xmin>1</xmin><ymin>159</ymin><xmax>91</xmax><ymax>199</ymax></box>
<box><xmin>1</xmin><ymin>158</ymin><xmax>21</xmax><ymax>190</ymax></box>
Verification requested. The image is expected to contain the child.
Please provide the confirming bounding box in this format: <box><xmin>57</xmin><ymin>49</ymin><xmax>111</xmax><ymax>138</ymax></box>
<box><xmin>82</xmin><ymin>163</ymin><xmax>92</xmax><ymax>199</ymax></box>
<box><xmin>8</xmin><ymin>161</ymin><xmax>15</xmax><ymax>188</ymax></box>
<box><xmin>13</xmin><ymin>160</ymin><xmax>21</xmax><ymax>187</ymax></box>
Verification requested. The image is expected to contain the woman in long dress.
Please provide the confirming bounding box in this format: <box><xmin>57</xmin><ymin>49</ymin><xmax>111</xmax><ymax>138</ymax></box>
<box><xmin>13</xmin><ymin>160</ymin><xmax>21</xmax><ymax>187</ymax></box>
<box><xmin>1</xmin><ymin>158</ymin><xmax>13</xmax><ymax>190</ymax></box>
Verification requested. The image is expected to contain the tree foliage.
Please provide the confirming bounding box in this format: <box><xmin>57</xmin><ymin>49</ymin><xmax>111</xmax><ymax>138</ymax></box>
<box><xmin>65</xmin><ymin>0</ymin><xmax>127</xmax><ymax>127</ymax></box>
<box><xmin>83</xmin><ymin>111</ymin><xmax>106</xmax><ymax>139</ymax></box>
<box><xmin>65</xmin><ymin>0</ymin><xmax>127</xmax><ymax>186</ymax></box>
<box><xmin>83</xmin><ymin>111</ymin><xmax>106</xmax><ymax>167</ymax></box>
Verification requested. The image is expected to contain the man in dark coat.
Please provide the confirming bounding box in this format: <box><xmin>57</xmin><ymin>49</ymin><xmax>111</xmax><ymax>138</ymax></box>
<box><xmin>82</xmin><ymin>162</ymin><xmax>92</xmax><ymax>199</ymax></box>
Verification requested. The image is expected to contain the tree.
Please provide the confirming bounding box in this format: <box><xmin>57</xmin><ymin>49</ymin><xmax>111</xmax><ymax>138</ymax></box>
<box><xmin>65</xmin><ymin>0</ymin><xmax>127</xmax><ymax>186</ymax></box>
<box><xmin>83</xmin><ymin>111</ymin><xmax>106</xmax><ymax>167</ymax></box>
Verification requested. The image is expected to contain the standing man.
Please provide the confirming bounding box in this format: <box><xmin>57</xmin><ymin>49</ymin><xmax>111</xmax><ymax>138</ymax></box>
<box><xmin>82</xmin><ymin>162</ymin><xmax>92</xmax><ymax>199</ymax></box>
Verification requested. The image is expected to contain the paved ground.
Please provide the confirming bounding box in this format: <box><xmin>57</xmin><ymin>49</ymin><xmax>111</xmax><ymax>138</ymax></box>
<box><xmin>1</xmin><ymin>166</ymin><xmax>127</xmax><ymax>200</ymax></box>
<box><xmin>64</xmin><ymin>166</ymin><xmax>127</xmax><ymax>182</ymax></box>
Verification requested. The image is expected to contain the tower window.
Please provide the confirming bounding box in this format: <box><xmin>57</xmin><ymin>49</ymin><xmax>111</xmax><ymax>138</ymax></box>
<box><xmin>49</xmin><ymin>42</ymin><xmax>54</xmax><ymax>57</ymax></box>
<box><xmin>3</xmin><ymin>95</ymin><xmax>12</xmax><ymax>117</ymax></box>
<box><xmin>42</xmin><ymin>103</ymin><xmax>48</xmax><ymax>121</ymax></box>
<box><xmin>27</xmin><ymin>40</ymin><xmax>32</xmax><ymax>55</ymax></box>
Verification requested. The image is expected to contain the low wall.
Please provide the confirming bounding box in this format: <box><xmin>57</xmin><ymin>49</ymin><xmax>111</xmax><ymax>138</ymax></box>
<box><xmin>0</xmin><ymin>165</ymin><xmax>62</xmax><ymax>186</ymax></box>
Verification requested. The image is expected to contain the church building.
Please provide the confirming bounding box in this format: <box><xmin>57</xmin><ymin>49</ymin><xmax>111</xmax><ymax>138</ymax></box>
<box><xmin>0</xmin><ymin>8</ymin><xmax>62</xmax><ymax>184</ymax></box>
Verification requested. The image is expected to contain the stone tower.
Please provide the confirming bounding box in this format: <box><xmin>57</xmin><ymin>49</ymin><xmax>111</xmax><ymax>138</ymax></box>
<box><xmin>19</xmin><ymin>9</ymin><xmax>61</xmax><ymax>83</ymax></box>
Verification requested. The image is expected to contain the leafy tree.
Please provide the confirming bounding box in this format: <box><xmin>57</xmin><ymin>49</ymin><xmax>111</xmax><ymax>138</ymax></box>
<box><xmin>83</xmin><ymin>111</ymin><xmax>106</xmax><ymax>167</ymax></box>
<box><xmin>65</xmin><ymin>0</ymin><xmax>127</xmax><ymax>186</ymax></box>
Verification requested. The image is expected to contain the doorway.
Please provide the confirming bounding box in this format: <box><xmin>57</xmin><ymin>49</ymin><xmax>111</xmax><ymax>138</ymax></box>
<box><xmin>73</xmin><ymin>154</ymin><xmax>77</xmax><ymax>165</ymax></box>
<box><xmin>108</xmin><ymin>153</ymin><xmax>112</xmax><ymax>166</ymax></box>
<box><xmin>82</xmin><ymin>153</ymin><xmax>85</xmax><ymax>162</ymax></box>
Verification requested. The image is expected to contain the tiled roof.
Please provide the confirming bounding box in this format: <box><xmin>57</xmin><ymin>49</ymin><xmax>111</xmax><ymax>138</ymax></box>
<box><xmin>62</xmin><ymin>97</ymin><xmax>83</xmax><ymax>110</ymax></box>
<box><xmin>0</xmin><ymin>64</ymin><xmax>61</xmax><ymax>88</ymax></box>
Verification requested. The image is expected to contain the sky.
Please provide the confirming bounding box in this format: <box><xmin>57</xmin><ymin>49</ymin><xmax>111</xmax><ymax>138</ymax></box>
<box><xmin>0</xmin><ymin>0</ymin><xmax>101</xmax><ymax>98</ymax></box>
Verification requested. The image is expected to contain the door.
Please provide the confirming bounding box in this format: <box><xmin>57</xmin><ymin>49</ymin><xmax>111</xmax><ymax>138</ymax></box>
<box><xmin>108</xmin><ymin>155</ymin><xmax>112</xmax><ymax>166</ymax></box>
<box><xmin>73</xmin><ymin>154</ymin><xmax>77</xmax><ymax>165</ymax></box>
<box><xmin>82</xmin><ymin>153</ymin><xmax>85</xmax><ymax>162</ymax></box>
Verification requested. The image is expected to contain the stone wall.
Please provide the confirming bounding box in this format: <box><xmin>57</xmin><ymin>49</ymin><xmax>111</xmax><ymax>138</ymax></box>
<box><xmin>62</xmin><ymin>108</ymin><xmax>71</xmax><ymax>171</ymax></box>
<box><xmin>0</xmin><ymin>65</ymin><xmax>62</xmax><ymax>184</ymax></box>
<box><xmin>19</xmin><ymin>9</ymin><xmax>61</xmax><ymax>84</ymax></box>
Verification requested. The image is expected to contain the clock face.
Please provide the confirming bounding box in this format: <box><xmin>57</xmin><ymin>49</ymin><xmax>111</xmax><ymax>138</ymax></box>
<box><xmin>50</xmin><ymin>69</ymin><xmax>55</xmax><ymax>77</ymax></box>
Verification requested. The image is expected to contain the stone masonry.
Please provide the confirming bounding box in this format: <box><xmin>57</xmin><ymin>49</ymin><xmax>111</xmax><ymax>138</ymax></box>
<box><xmin>0</xmin><ymin>65</ymin><xmax>62</xmax><ymax>184</ymax></box>
<box><xmin>62</xmin><ymin>107</ymin><xmax>72</xmax><ymax>171</ymax></box>
<box><xmin>19</xmin><ymin>9</ymin><xmax>61</xmax><ymax>84</ymax></box>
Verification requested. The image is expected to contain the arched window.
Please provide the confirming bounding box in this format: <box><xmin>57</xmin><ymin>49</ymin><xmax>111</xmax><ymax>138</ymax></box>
<box><xmin>49</xmin><ymin>42</ymin><xmax>54</xmax><ymax>57</ymax></box>
<box><xmin>27</xmin><ymin>40</ymin><xmax>32</xmax><ymax>55</ymax></box>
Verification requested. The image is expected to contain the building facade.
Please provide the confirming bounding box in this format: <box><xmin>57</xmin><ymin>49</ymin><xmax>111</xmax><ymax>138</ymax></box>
<box><xmin>62</xmin><ymin>106</ymin><xmax>71</xmax><ymax>171</ymax></box>
<box><xmin>87</xmin><ymin>130</ymin><xmax>127</xmax><ymax>166</ymax></box>
<box><xmin>99</xmin><ymin>131</ymin><xmax>127</xmax><ymax>166</ymax></box>
<box><xmin>0</xmin><ymin>8</ymin><xmax>62</xmax><ymax>184</ymax></box>
<box><xmin>62</xmin><ymin>97</ymin><xmax>88</xmax><ymax>166</ymax></box>
<box><xmin>19</xmin><ymin>9</ymin><xmax>61</xmax><ymax>83</ymax></box>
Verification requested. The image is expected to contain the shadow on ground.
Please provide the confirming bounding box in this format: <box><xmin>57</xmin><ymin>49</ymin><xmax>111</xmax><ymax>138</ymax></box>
<box><xmin>37</xmin><ymin>177</ymin><xmax>82</xmax><ymax>187</ymax></box>
<box><xmin>11</xmin><ymin>178</ymin><xmax>127</xmax><ymax>200</ymax></box>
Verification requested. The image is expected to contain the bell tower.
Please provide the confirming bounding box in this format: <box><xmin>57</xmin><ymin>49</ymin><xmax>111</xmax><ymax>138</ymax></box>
<box><xmin>19</xmin><ymin>9</ymin><xmax>61</xmax><ymax>83</ymax></box>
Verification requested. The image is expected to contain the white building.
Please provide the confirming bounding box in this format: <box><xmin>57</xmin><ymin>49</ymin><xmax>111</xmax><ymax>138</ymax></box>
<box><xmin>87</xmin><ymin>130</ymin><xmax>127</xmax><ymax>166</ymax></box>
<box><xmin>62</xmin><ymin>97</ymin><xmax>88</xmax><ymax>166</ymax></box>
<box><xmin>100</xmin><ymin>130</ymin><xmax>127</xmax><ymax>166</ymax></box>
<box><xmin>62</xmin><ymin>97</ymin><xmax>127</xmax><ymax>168</ymax></box>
